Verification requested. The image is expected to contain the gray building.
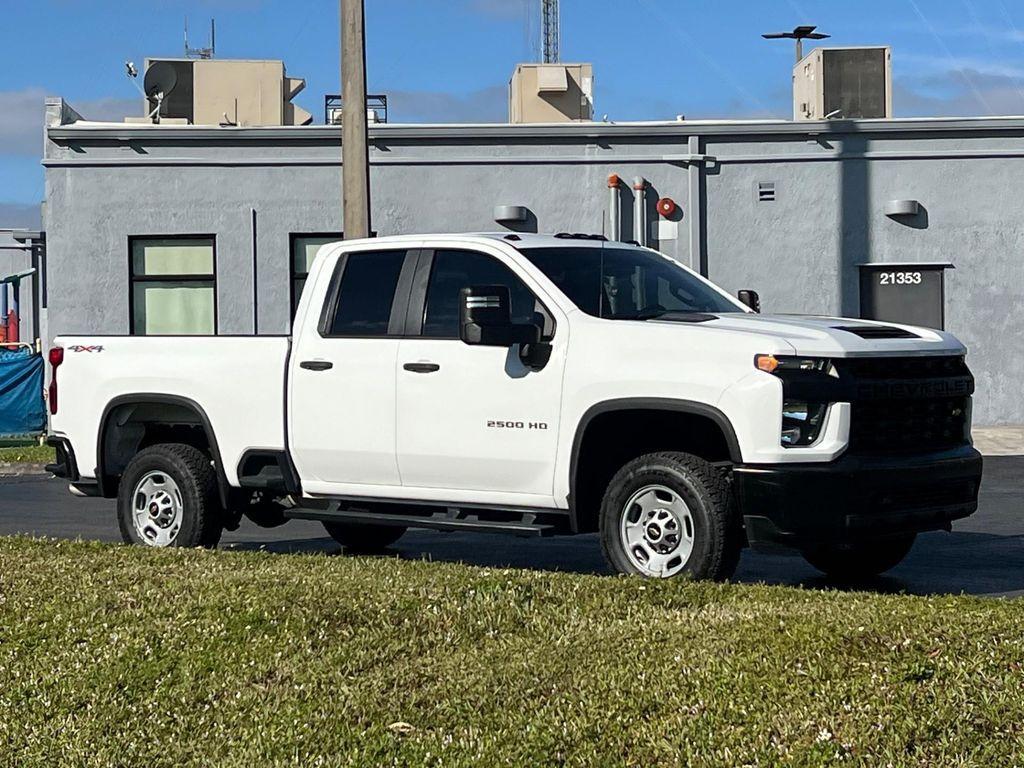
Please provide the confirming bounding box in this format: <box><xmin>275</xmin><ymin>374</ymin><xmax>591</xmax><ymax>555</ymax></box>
<box><xmin>38</xmin><ymin>97</ymin><xmax>1023</xmax><ymax>424</ymax></box>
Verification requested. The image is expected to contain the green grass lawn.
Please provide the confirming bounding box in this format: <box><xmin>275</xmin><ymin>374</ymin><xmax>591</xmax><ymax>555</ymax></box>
<box><xmin>1</xmin><ymin>537</ymin><xmax>1021</xmax><ymax>767</ymax></box>
<box><xmin>0</xmin><ymin>443</ymin><xmax>53</xmax><ymax>465</ymax></box>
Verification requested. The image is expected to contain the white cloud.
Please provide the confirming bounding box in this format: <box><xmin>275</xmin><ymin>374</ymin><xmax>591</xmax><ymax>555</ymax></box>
<box><xmin>0</xmin><ymin>88</ymin><xmax>50</xmax><ymax>156</ymax></box>
<box><xmin>899</xmin><ymin>52</ymin><xmax>1024</xmax><ymax>80</ymax></box>
<box><xmin>385</xmin><ymin>85</ymin><xmax>507</xmax><ymax>123</ymax></box>
<box><xmin>896</xmin><ymin>69</ymin><xmax>1024</xmax><ymax>117</ymax></box>
<box><xmin>0</xmin><ymin>202</ymin><xmax>41</xmax><ymax>229</ymax></box>
<box><xmin>0</xmin><ymin>89</ymin><xmax>137</xmax><ymax>157</ymax></box>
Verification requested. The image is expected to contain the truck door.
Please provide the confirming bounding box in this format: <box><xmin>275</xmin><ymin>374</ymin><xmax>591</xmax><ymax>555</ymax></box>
<box><xmin>289</xmin><ymin>248</ymin><xmax>416</xmax><ymax>494</ymax></box>
<box><xmin>395</xmin><ymin>248</ymin><xmax>565</xmax><ymax>502</ymax></box>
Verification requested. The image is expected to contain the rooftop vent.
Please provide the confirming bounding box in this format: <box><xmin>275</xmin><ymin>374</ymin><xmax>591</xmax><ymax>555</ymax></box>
<box><xmin>509</xmin><ymin>63</ymin><xmax>594</xmax><ymax>123</ymax></box>
<box><xmin>793</xmin><ymin>46</ymin><xmax>892</xmax><ymax>120</ymax></box>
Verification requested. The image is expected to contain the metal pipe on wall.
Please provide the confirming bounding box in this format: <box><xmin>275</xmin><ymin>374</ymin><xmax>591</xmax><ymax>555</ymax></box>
<box><xmin>607</xmin><ymin>174</ymin><xmax>621</xmax><ymax>241</ymax></box>
<box><xmin>9</xmin><ymin>282</ymin><xmax>18</xmax><ymax>343</ymax></box>
<box><xmin>633</xmin><ymin>176</ymin><xmax>647</xmax><ymax>246</ymax></box>
<box><xmin>250</xmin><ymin>207</ymin><xmax>259</xmax><ymax>334</ymax></box>
<box><xmin>0</xmin><ymin>285</ymin><xmax>7</xmax><ymax>341</ymax></box>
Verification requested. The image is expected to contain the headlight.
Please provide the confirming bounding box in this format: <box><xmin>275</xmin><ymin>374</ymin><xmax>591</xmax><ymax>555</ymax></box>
<box><xmin>754</xmin><ymin>356</ymin><xmax>834</xmax><ymax>447</ymax></box>
<box><xmin>755</xmin><ymin>355</ymin><xmax>834</xmax><ymax>375</ymax></box>
<box><xmin>781</xmin><ymin>401</ymin><xmax>827</xmax><ymax>447</ymax></box>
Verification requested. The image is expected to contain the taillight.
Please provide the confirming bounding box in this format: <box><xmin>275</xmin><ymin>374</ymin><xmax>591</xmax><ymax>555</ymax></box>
<box><xmin>48</xmin><ymin>346</ymin><xmax>63</xmax><ymax>415</ymax></box>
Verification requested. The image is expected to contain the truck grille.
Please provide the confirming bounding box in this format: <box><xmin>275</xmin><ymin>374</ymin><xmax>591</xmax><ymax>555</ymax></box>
<box><xmin>843</xmin><ymin>355</ymin><xmax>970</xmax><ymax>380</ymax></box>
<box><xmin>842</xmin><ymin>356</ymin><xmax>972</xmax><ymax>455</ymax></box>
<box><xmin>849</xmin><ymin>396</ymin><xmax>969</xmax><ymax>453</ymax></box>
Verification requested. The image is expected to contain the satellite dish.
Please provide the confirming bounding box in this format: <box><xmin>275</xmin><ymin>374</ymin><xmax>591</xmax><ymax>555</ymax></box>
<box><xmin>143</xmin><ymin>62</ymin><xmax>178</xmax><ymax>99</ymax></box>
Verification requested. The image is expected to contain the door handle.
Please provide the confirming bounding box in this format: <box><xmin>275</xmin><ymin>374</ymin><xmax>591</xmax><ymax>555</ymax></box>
<box><xmin>300</xmin><ymin>360</ymin><xmax>333</xmax><ymax>371</ymax></box>
<box><xmin>403</xmin><ymin>362</ymin><xmax>440</xmax><ymax>373</ymax></box>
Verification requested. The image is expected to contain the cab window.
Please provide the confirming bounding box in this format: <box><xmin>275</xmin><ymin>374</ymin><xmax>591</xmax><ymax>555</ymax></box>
<box><xmin>323</xmin><ymin>250</ymin><xmax>406</xmax><ymax>336</ymax></box>
<box><xmin>421</xmin><ymin>249</ymin><xmax>552</xmax><ymax>339</ymax></box>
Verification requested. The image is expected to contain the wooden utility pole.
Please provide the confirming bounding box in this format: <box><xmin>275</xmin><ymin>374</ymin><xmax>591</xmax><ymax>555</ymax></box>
<box><xmin>341</xmin><ymin>0</ymin><xmax>370</xmax><ymax>238</ymax></box>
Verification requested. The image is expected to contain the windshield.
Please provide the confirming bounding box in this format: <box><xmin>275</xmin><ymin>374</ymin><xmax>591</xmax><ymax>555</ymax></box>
<box><xmin>519</xmin><ymin>246</ymin><xmax>742</xmax><ymax>319</ymax></box>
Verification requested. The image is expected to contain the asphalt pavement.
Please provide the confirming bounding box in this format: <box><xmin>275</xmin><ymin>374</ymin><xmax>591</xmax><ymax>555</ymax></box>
<box><xmin>1</xmin><ymin>457</ymin><xmax>1021</xmax><ymax>597</ymax></box>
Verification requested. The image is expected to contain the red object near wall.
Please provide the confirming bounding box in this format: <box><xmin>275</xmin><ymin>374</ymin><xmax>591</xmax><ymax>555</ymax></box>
<box><xmin>656</xmin><ymin>197</ymin><xmax>678</xmax><ymax>218</ymax></box>
<box><xmin>6</xmin><ymin>311</ymin><xmax>18</xmax><ymax>344</ymax></box>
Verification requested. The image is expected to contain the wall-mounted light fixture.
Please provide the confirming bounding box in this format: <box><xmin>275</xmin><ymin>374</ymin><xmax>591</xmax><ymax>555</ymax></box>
<box><xmin>493</xmin><ymin>205</ymin><xmax>528</xmax><ymax>225</ymax></box>
<box><xmin>885</xmin><ymin>199</ymin><xmax>921</xmax><ymax>217</ymax></box>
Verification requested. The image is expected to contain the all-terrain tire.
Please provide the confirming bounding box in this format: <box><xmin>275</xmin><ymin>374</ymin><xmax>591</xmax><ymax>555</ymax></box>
<box><xmin>599</xmin><ymin>452</ymin><xmax>742</xmax><ymax>581</ymax></box>
<box><xmin>117</xmin><ymin>443</ymin><xmax>223</xmax><ymax>549</ymax></box>
<box><xmin>323</xmin><ymin>522</ymin><xmax>406</xmax><ymax>553</ymax></box>
<box><xmin>801</xmin><ymin>534</ymin><xmax>916</xmax><ymax>580</ymax></box>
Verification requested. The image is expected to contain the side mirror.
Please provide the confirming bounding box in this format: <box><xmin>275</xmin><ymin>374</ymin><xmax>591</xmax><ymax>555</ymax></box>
<box><xmin>738</xmin><ymin>289</ymin><xmax>761</xmax><ymax>313</ymax></box>
<box><xmin>459</xmin><ymin>285</ymin><xmax>540</xmax><ymax>347</ymax></box>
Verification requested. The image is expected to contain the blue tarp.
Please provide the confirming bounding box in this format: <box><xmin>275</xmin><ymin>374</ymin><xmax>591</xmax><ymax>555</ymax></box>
<box><xmin>0</xmin><ymin>348</ymin><xmax>45</xmax><ymax>437</ymax></box>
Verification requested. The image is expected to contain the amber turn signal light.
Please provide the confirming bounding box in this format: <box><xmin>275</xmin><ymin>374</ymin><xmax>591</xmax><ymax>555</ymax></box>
<box><xmin>755</xmin><ymin>354</ymin><xmax>779</xmax><ymax>373</ymax></box>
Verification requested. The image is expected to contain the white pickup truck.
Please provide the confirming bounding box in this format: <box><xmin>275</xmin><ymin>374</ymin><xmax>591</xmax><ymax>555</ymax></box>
<box><xmin>46</xmin><ymin>233</ymin><xmax>982</xmax><ymax>580</ymax></box>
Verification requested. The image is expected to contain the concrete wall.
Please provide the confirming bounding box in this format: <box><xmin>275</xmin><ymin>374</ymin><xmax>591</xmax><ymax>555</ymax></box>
<box><xmin>42</xmin><ymin>104</ymin><xmax>1024</xmax><ymax>424</ymax></box>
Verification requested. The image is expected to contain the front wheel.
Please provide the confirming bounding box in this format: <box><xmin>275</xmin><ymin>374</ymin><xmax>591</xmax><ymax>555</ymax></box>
<box><xmin>599</xmin><ymin>452</ymin><xmax>742</xmax><ymax>581</ymax></box>
<box><xmin>117</xmin><ymin>443</ymin><xmax>223</xmax><ymax>548</ymax></box>
<box><xmin>801</xmin><ymin>534</ymin><xmax>916</xmax><ymax>580</ymax></box>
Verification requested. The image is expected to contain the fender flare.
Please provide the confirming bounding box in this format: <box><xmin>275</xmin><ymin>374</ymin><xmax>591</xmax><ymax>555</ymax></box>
<box><xmin>567</xmin><ymin>397</ymin><xmax>743</xmax><ymax>531</ymax></box>
<box><xmin>96</xmin><ymin>393</ymin><xmax>230</xmax><ymax>507</ymax></box>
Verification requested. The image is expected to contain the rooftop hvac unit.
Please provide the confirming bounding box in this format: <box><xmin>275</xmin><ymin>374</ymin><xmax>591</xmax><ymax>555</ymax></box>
<box><xmin>793</xmin><ymin>46</ymin><xmax>891</xmax><ymax>120</ymax></box>
<box><xmin>509</xmin><ymin>63</ymin><xmax>594</xmax><ymax>123</ymax></box>
<box><xmin>126</xmin><ymin>58</ymin><xmax>312</xmax><ymax>126</ymax></box>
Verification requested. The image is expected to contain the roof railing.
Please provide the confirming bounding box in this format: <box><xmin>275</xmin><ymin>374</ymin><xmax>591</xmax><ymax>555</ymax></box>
<box><xmin>324</xmin><ymin>94</ymin><xmax>388</xmax><ymax>125</ymax></box>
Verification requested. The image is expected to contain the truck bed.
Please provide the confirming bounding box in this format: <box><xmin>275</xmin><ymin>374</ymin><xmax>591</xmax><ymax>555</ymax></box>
<box><xmin>49</xmin><ymin>336</ymin><xmax>290</xmax><ymax>485</ymax></box>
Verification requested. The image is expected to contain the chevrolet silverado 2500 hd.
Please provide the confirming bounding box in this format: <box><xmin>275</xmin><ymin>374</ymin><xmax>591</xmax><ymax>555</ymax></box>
<box><xmin>46</xmin><ymin>233</ymin><xmax>982</xmax><ymax>580</ymax></box>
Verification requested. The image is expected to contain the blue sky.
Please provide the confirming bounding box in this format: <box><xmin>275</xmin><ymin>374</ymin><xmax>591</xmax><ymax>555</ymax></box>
<box><xmin>5</xmin><ymin>0</ymin><xmax>1024</xmax><ymax>226</ymax></box>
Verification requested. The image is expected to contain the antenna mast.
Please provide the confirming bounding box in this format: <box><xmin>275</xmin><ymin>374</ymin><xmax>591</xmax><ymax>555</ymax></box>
<box><xmin>541</xmin><ymin>0</ymin><xmax>559</xmax><ymax>63</ymax></box>
<box><xmin>185</xmin><ymin>18</ymin><xmax>216</xmax><ymax>59</ymax></box>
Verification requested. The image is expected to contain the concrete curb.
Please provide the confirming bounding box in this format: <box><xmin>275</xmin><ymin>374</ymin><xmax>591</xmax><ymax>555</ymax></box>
<box><xmin>972</xmin><ymin>427</ymin><xmax>1024</xmax><ymax>457</ymax></box>
<box><xmin>0</xmin><ymin>463</ymin><xmax>49</xmax><ymax>477</ymax></box>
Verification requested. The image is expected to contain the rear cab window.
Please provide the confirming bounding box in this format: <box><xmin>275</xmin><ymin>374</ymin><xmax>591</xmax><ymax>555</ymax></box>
<box><xmin>321</xmin><ymin>250</ymin><xmax>408</xmax><ymax>337</ymax></box>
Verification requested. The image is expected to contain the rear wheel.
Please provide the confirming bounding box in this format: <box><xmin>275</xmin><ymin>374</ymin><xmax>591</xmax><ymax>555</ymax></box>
<box><xmin>117</xmin><ymin>443</ymin><xmax>223</xmax><ymax>548</ymax></box>
<box><xmin>801</xmin><ymin>534</ymin><xmax>916</xmax><ymax>580</ymax></box>
<box><xmin>323</xmin><ymin>521</ymin><xmax>406</xmax><ymax>553</ymax></box>
<box><xmin>599</xmin><ymin>452</ymin><xmax>742</xmax><ymax>581</ymax></box>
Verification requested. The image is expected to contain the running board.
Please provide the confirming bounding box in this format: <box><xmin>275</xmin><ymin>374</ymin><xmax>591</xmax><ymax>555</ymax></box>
<box><xmin>286</xmin><ymin>507</ymin><xmax>562</xmax><ymax>537</ymax></box>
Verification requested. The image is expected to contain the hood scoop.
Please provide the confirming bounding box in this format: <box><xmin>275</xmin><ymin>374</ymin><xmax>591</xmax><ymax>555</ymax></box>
<box><xmin>833</xmin><ymin>324</ymin><xmax>920</xmax><ymax>339</ymax></box>
<box><xmin>654</xmin><ymin>312</ymin><xmax>719</xmax><ymax>324</ymax></box>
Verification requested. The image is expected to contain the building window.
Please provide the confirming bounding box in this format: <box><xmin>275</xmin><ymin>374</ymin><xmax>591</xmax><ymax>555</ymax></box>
<box><xmin>291</xmin><ymin>234</ymin><xmax>343</xmax><ymax>315</ymax></box>
<box><xmin>129</xmin><ymin>237</ymin><xmax>216</xmax><ymax>335</ymax></box>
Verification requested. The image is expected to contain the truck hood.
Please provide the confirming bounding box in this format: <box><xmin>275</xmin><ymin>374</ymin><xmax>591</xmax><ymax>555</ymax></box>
<box><xmin>650</xmin><ymin>312</ymin><xmax>965</xmax><ymax>357</ymax></box>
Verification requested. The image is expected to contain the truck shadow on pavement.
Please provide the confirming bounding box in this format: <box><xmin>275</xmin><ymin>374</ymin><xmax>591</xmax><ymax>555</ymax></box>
<box><xmin>226</xmin><ymin>527</ymin><xmax>1024</xmax><ymax>598</ymax></box>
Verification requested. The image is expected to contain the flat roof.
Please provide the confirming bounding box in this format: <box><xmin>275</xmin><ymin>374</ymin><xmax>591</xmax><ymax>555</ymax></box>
<box><xmin>45</xmin><ymin>110</ymin><xmax>1024</xmax><ymax>143</ymax></box>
